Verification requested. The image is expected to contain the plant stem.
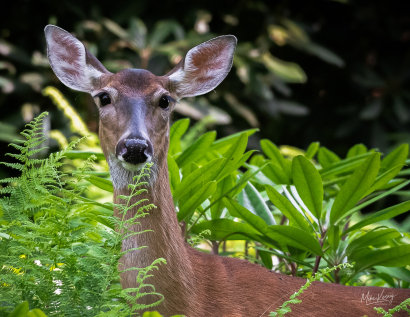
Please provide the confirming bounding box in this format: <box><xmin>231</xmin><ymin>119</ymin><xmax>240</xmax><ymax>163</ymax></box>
<box><xmin>211</xmin><ymin>241</ymin><xmax>219</xmax><ymax>255</ymax></box>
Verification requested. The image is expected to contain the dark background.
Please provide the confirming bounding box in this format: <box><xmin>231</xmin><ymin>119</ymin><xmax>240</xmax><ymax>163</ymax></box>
<box><xmin>1</xmin><ymin>0</ymin><xmax>410</xmax><ymax>180</ymax></box>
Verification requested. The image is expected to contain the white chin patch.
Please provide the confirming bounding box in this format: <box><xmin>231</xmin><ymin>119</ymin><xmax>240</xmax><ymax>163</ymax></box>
<box><xmin>117</xmin><ymin>155</ymin><xmax>152</xmax><ymax>172</ymax></box>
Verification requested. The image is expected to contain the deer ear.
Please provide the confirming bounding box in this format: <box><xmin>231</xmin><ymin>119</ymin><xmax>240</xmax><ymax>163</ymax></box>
<box><xmin>166</xmin><ymin>35</ymin><xmax>237</xmax><ymax>99</ymax></box>
<box><xmin>44</xmin><ymin>25</ymin><xmax>110</xmax><ymax>93</ymax></box>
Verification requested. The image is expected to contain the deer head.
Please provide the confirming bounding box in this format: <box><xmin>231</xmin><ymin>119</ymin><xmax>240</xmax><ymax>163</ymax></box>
<box><xmin>45</xmin><ymin>25</ymin><xmax>237</xmax><ymax>189</ymax></box>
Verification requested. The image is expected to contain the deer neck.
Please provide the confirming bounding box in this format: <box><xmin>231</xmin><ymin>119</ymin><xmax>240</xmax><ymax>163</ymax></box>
<box><xmin>112</xmin><ymin>151</ymin><xmax>196</xmax><ymax>308</ymax></box>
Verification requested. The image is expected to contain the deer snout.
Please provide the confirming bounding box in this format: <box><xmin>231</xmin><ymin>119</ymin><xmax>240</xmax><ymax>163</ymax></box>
<box><xmin>117</xmin><ymin>138</ymin><xmax>153</xmax><ymax>165</ymax></box>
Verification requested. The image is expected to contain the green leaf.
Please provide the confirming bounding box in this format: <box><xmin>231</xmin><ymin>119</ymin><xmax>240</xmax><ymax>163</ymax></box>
<box><xmin>261</xmin><ymin>139</ymin><xmax>285</xmax><ymax>170</ymax></box>
<box><xmin>258</xmin><ymin>249</ymin><xmax>273</xmax><ymax>269</ymax></box>
<box><xmin>177</xmin><ymin>181</ymin><xmax>217</xmax><ymax>222</ymax></box>
<box><xmin>211</xmin><ymin>129</ymin><xmax>258</xmax><ymax>154</ymax></box>
<box><xmin>317</xmin><ymin>147</ymin><xmax>340</xmax><ymax>168</ymax></box>
<box><xmin>353</xmin><ymin>245</ymin><xmax>410</xmax><ymax>272</ymax></box>
<box><xmin>223</xmin><ymin>197</ymin><xmax>268</xmax><ymax>234</ymax></box>
<box><xmin>381</xmin><ymin>144</ymin><xmax>409</xmax><ymax>173</ymax></box>
<box><xmin>27</xmin><ymin>309</ymin><xmax>48</xmax><ymax>317</ymax></box>
<box><xmin>191</xmin><ymin>219</ymin><xmax>261</xmax><ymax>241</ymax></box>
<box><xmin>263</xmin><ymin>163</ymin><xmax>290</xmax><ymax>185</ymax></box>
<box><xmin>169</xmin><ymin>118</ymin><xmax>189</xmax><ymax>156</ymax></box>
<box><xmin>215</xmin><ymin>132</ymin><xmax>248</xmax><ymax>182</ymax></box>
<box><xmin>361</xmin><ymin>165</ymin><xmax>404</xmax><ymax>198</ymax></box>
<box><xmin>347</xmin><ymin>144</ymin><xmax>367</xmax><ymax>158</ymax></box>
<box><xmin>175</xmin><ymin>131</ymin><xmax>216</xmax><ymax>167</ymax></box>
<box><xmin>265</xmin><ymin>225</ymin><xmax>323</xmax><ymax>256</ymax></box>
<box><xmin>346</xmin><ymin>228</ymin><xmax>401</xmax><ymax>256</ymax></box>
<box><xmin>211</xmin><ymin>173</ymin><xmax>235</xmax><ymax>219</ymax></box>
<box><xmin>167</xmin><ymin>154</ymin><xmax>180</xmax><ymax>193</ymax></box>
<box><xmin>265</xmin><ymin>185</ymin><xmax>311</xmax><ymax>232</ymax></box>
<box><xmin>320</xmin><ymin>153</ymin><xmax>372</xmax><ymax>178</ymax></box>
<box><xmin>330</xmin><ymin>153</ymin><xmax>380</xmax><ymax>224</ymax></box>
<box><xmin>261</xmin><ymin>52</ymin><xmax>307</xmax><ymax>83</ymax></box>
<box><xmin>292</xmin><ymin>155</ymin><xmax>323</xmax><ymax>219</ymax></box>
<box><xmin>327</xmin><ymin>224</ymin><xmax>339</xmax><ymax>252</ymax></box>
<box><xmin>305</xmin><ymin>142</ymin><xmax>320</xmax><ymax>159</ymax></box>
<box><xmin>374</xmin><ymin>266</ymin><xmax>410</xmax><ymax>283</ymax></box>
<box><xmin>173</xmin><ymin>158</ymin><xmax>224</xmax><ymax>200</ymax></box>
<box><xmin>9</xmin><ymin>302</ymin><xmax>29</xmax><ymax>317</ymax></box>
<box><xmin>86</xmin><ymin>176</ymin><xmax>113</xmax><ymax>193</ymax></box>
<box><xmin>343</xmin><ymin>200</ymin><xmax>410</xmax><ymax>235</ymax></box>
<box><xmin>238</xmin><ymin>182</ymin><xmax>276</xmax><ymax>225</ymax></box>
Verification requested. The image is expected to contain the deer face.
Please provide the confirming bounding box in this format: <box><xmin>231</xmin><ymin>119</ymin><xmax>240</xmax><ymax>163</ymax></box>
<box><xmin>45</xmin><ymin>25</ymin><xmax>236</xmax><ymax>189</ymax></box>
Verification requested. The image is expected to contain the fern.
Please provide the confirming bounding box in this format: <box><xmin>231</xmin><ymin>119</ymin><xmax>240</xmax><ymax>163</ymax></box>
<box><xmin>0</xmin><ymin>113</ymin><xmax>165</xmax><ymax>316</ymax></box>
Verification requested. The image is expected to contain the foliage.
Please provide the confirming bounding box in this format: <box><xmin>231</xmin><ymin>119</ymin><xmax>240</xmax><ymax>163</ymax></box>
<box><xmin>0</xmin><ymin>113</ymin><xmax>165</xmax><ymax>316</ymax></box>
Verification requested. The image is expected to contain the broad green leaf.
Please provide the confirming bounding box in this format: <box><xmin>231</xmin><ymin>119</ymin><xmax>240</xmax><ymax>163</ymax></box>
<box><xmin>177</xmin><ymin>181</ymin><xmax>217</xmax><ymax>222</ymax></box>
<box><xmin>343</xmin><ymin>200</ymin><xmax>410</xmax><ymax>235</ymax></box>
<box><xmin>263</xmin><ymin>163</ymin><xmax>290</xmax><ymax>185</ymax></box>
<box><xmin>346</xmin><ymin>228</ymin><xmax>401</xmax><ymax>256</ymax></box>
<box><xmin>305</xmin><ymin>142</ymin><xmax>320</xmax><ymax>159</ymax></box>
<box><xmin>381</xmin><ymin>144</ymin><xmax>409</xmax><ymax>173</ymax></box>
<box><xmin>347</xmin><ymin>144</ymin><xmax>367</xmax><ymax>158</ymax></box>
<box><xmin>173</xmin><ymin>158</ymin><xmax>224</xmax><ymax>200</ymax></box>
<box><xmin>327</xmin><ymin>224</ymin><xmax>339</xmax><ymax>252</ymax></box>
<box><xmin>191</xmin><ymin>219</ymin><xmax>261</xmax><ymax>241</ymax></box>
<box><xmin>223</xmin><ymin>197</ymin><xmax>268</xmax><ymax>234</ymax></box>
<box><xmin>211</xmin><ymin>173</ymin><xmax>235</xmax><ymax>219</ymax></box>
<box><xmin>353</xmin><ymin>245</ymin><xmax>410</xmax><ymax>272</ymax></box>
<box><xmin>330</xmin><ymin>153</ymin><xmax>380</xmax><ymax>224</ymax></box>
<box><xmin>361</xmin><ymin>165</ymin><xmax>403</xmax><ymax>198</ymax></box>
<box><xmin>167</xmin><ymin>154</ymin><xmax>180</xmax><ymax>193</ymax></box>
<box><xmin>86</xmin><ymin>176</ymin><xmax>113</xmax><ymax>193</ymax></box>
<box><xmin>374</xmin><ymin>266</ymin><xmax>410</xmax><ymax>283</ymax></box>
<box><xmin>65</xmin><ymin>150</ymin><xmax>106</xmax><ymax>161</ymax></box>
<box><xmin>258</xmin><ymin>249</ymin><xmax>273</xmax><ymax>269</ymax></box>
<box><xmin>27</xmin><ymin>309</ymin><xmax>48</xmax><ymax>317</ymax></box>
<box><xmin>211</xmin><ymin>129</ymin><xmax>258</xmax><ymax>154</ymax></box>
<box><xmin>317</xmin><ymin>147</ymin><xmax>340</xmax><ymax>168</ymax></box>
<box><xmin>215</xmin><ymin>133</ymin><xmax>248</xmax><ymax>182</ymax></box>
<box><xmin>169</xmin><ymin>118</ymin><xmax>190</xmax><ymax>156</ymax></box>
<box><xmin>238</xmin><ymin>182</ymin><xmax>275</xmax><ymax>225</ymax></box>
<box><xmin>9</xmin><ymin>302</ymin><xmax>29</xmax><ymax>317</ymax></box>
<box><xmin>292</xmin><ymin>155</ymin><xmax>323</xmax><ymax>219</ymax></box>
<box><xmin>229</xmin><ymin>163</ymin><xmax>271</xmax><ymax>198</ymax></box>
<box><xmin>175</xmin><ymin>131</ymin><xmax>216</xmax><ymax>167</ymax></box>
<box><xmin>250</xmin><ymin>154</ymin><xmax>265</xmax><ymax>167</ymax></box>
<box><xmin>254</xmin><ymin>246</ymin><xmax>313</xmax><ymax>268</ymax></box>
<box><xmin>265</xmin><ymin>185</ymin><xmax>311</xmax><ymax>232</ymax></box>
<box><xmin>265</xmin><ymin>225</ymin><xmax>323</xmax><ymax>256</ymax></box>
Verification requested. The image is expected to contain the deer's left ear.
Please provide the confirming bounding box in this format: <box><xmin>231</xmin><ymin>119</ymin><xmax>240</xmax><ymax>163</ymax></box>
<box><xmin>45</xmin><ymin>25</ymin><xmax>110</xmax><ymax>93</ymax></box>
<box><xmin>165</xmin><ymin>35</ymin><xmax>237</xmax><ymax>99</ymax></box>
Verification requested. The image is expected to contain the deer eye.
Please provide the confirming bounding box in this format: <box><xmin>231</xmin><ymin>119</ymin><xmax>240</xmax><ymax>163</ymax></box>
<box><xmin>158</xmin><ymin>96</ymin><xmax>170</xmax><ymax>109</ymax></box>
<box><xmin>99</xmin><ymin>93</ymin><xmax>111</xmax><ymax>106</ymax></box>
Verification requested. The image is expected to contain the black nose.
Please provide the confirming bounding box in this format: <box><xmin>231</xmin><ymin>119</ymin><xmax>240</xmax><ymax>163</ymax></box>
<box><xmin>122</xmin><ymin>139</ymin><xmax>149</xmax><ymax>165</ymax></box>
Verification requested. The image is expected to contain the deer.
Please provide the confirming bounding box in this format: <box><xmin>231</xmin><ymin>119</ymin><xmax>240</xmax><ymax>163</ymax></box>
<box><xmin>44</xmin><ymin>25</ymin><xmax>410</xmax><ymax>317</ymax></box>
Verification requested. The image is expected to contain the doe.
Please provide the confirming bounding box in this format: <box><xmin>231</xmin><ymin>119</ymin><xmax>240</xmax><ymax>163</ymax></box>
<box><xmin>45</xmin><ymin>25</ymin><xmax>410</xmax><ymax>317</ymax></box>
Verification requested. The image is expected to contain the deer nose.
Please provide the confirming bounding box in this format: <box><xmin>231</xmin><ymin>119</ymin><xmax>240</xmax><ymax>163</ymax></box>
<box><xmin>122</xmin><ymin>138</ymin><xmax>152</xmax><ymax>165</ymax></box>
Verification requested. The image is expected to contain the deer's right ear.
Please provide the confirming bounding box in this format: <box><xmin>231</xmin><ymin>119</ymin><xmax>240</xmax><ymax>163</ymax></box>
<box><xmin>45</xmin><ymin>25</ymin><xmax>110</xmax><ymax>93</ymax></box>
<box><xmin>165</xmin><ymin>35</ymin><xmax>237</xmax><ymax>99</ymax></box>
